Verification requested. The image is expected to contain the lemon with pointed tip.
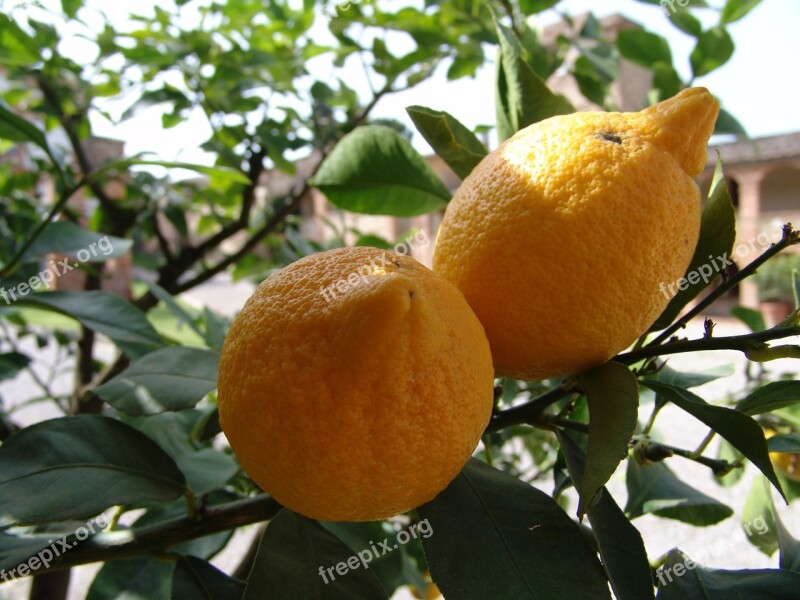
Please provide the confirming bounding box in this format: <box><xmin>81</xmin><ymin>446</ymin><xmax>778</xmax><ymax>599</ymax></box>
<box><xmin>218</xmin><ymin>247</ymin><xmax>494</xmax><ymax>521</ymax></box>
<box><xmin>433</xmin><ymin>87</ymin><xmax>720</xmax><ymax>380</ymax></box>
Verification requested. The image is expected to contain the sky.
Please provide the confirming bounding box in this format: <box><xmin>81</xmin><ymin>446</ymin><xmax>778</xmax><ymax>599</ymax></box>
<box><xmin>9</xmin><ymin>0</ymin><xmax>800</xmax><ymax>165</ymax></box>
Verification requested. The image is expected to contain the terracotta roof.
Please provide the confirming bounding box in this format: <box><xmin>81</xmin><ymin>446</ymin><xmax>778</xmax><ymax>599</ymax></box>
<box><xmin>708</xmin><ymin>131</ymin><xmax>800</xmax><ymax>166</ymax></box>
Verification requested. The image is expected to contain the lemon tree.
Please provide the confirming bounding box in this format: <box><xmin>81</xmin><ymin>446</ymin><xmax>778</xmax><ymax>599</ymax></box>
<box><xmin>2</xmin><ymin>1</ymin><xmax>800</xmax><ymax>600</ymax></box>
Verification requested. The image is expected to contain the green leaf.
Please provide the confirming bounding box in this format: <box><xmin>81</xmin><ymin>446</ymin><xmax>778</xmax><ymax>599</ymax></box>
<box><xmin>767</xmin><ymin>433</ymin><xmax>800</xmax><ymax>453</ymax></box>
<box><xmin>647</xmin><ymin>364</ymin><xmax>734</xmax><ymax>389</ymax></box>
<box><xmin>721</xmin><ymin>0</ymin><xmax>762</xmax><ymax>23</ymax></box>
<box><xmin>172</xmin><ymin>555</ymin><xmax>245</xmax><ymax>600</ymax></box>
<box><xmin>61</xmin><ymin>0</ymin><xmax>82</xmax><ymax>18</ymax></box>
<box><xmin>320</xmin><ymin>521</ymin><xmax>404</xmax><ymax>596</ymax></box>
<box><xmin>87</xmin><ymin>556</ymin><xmax>173</xmax><ymax>600</ymax></box>
<box><xmin>714</xmin><ymin>437</ymin><xmax>744</xmax><ymax>487</ymax></box>
<box><xmin>714</xmin><ymin>108</ymin><xmax>748</xmax><ymax>137</ymax></box>
<box><xmin>617</xmin><ymin>29</ymin><xmax>672</xmax><ymax>69</ymax></box>
<box><xmin>312</xmin><ymin>126</ymin><xmax>450</xmax><ymax>217</ymax></box>
<box><xmin>518</xmin><ymin>0</ymin><xmax>560</xmax><ymax>15</ymax></box>
<box><xmin>655</xmin><ymin>548</ymin><xmax>800</xmax><ymax>598</ymax></box>
<box><xmin>736</xmin><ymin>381</ymin><xmax>800</xmax><ymax>416</ymax></box>
<box><xmin>406</xmin><ymin>105</ymin><xmax>487</xmax><ymax>179</ymax></box>
<box><xmin>243</xmin><ymin>509</ymin><xmax>389</xmax><ymax>599</ymax></box>
<box><xmin>495</xmin><ymin>21</ymin><xmax>574</xmax><ymax>140</ymax></box>
<box><xmin>731</xmin><ymin>305</ymin><xmax>766</xmax><ymax>332</ymax></box>
<box><xmin>651</xmin><ymin>157</ymin><xmax>736</xmax><ymax>330</ymax></box>
<box><xmin>0</xmin><ymin>101</ymin><xmax>62</xmax><ymax>174</ymax></box>
<box><xmin>0</xmin><ymin>415</ymin><xmax>186</xmax><ymax>528</ymax></box>
<box><xmin>793</xmin><ymin>269</ymin><xmax>800</xmax><ymax>308</ymax></box>
<box><xmin>22</xmin><ymin>221</ymin><xmax>132</xmax><ymax>262</ymax></box>
<box><xmin>668</xmin><ymin>9</ymin><xmax>703</xmax><ymax>36</ymax></box>
<box><xmin>644</xmin><ymin>380</ymin><xmax>786</xmax><ymax>502</ymax></box>
<box><xmin>625</xmin><ymin>459</ymin><xmax>733</xmax><ymax>526</ymax></box>
<box><xmin>652</xmin><ymin>63</ymin><xmax>683</xmax><ymax>101</ymax></box>
<box><xmin>16</xmin><ymin>290</ymin><xmax>163</xmax><ymax>359</ymax></box>
<box><xmin>776</xmin><ymin>499</ymin><xmax>800</xmax><ymax>572</ymax></box>
<box><xmin>559</xmin><ymin>432</ymin><xmax>655</xmax><ymax>600</ymax></box>
<box><xmin>93</xmin><ymin>159</ymin><xmax>251</xmax><ymax>186</ymax></box>
<box><xmin>0</xmin><ymin>351</ymin><xmax>30</xmax><ymax>381</ymax></box>
<box><xmin>175</xmin><ymin>448</ymin><xmax>238</xmax><ymax>496</ymax></box>
<box><xmin>147</xmin><ymin>281</ymin><xmax>206</xmax><ymax>341</ymax></box>
<box><xmin>0</xmin><ymin>19</ymin><xmax>40</xmax><ymax>66</ymax></box>
<box><xmin>742</xmin><ymin>476</ymin><xmax>779</xmax><ymax>556</ymax></box>
<box><xmin>93</xmin><ymin>347</ymin><xmax>219</xmax><ymax>416</ymax></box>
<box><xmin>690</xmin><ymin>26</ymin><xmax>735</xmax><ymax>78</ymax></box>
<box><xmin>577</xmin><ymin>362</ymin><xmax>639</xmax><ymax>517</ymax></box>
<box><xmin>418</xmin><ymin>458</ymin><xmax>611</xmax><ymax>600</ymax></box>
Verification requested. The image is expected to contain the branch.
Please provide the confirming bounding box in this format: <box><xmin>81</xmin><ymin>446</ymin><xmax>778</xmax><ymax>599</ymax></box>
<box><xmin>636</xmin><ymin>440</ymin><xmax>737</xmax><ymax>476</ymax></box>
<box><xmin>485</xmin><ymin>383</ymin><xmax>575</xmax><ymax>433</ymax></box>
<box><xmin>26</xmin><ymin>495</ymin><xmax>282</xmax><ymax>576</ymax></box>
<box><xmin>617</xmin><ymin>322</ymin><xmax>800</xmax><ymax>365</ymax></box>
<box><xmin>35</xmin><ymin>73</ymin><xmax>130</xmax><ymax>233</ymax></box>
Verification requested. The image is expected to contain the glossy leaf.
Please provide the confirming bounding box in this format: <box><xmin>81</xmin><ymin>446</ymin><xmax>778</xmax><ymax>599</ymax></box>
<box><xmin>518</xmin><ymin>0</ymin><xmax>560</xmax><ymax>14</ymax></box>
<box><xmin>645</xmin><ymin>380</ymin><xmax>786</xmax><ymax>501</ymax></box>
<box><xmin>721</xmin><ymin>0</ymin><xmax>763</xmax><ymax>23</ymax></box>
<box><xmin>731</xmin><ymin>306</ymin><xmax>765</xmax><ymax>332</ymax></box>
<box><xmin>560</xmin><ymin>432</ymin><xmax>655</xmax><ymax>600</ymax></box>
<box><xmin>714</xmin><ymin>437</ymin><xmax>744</xmax><ymax>487</ymax></box>
<box><xmin>768</xmin><ymin>434</ymin><xmax>800</xmax><ymax>453</ymax></box>
<box><xmin>617</xmin><ymin>29</ymin><xmax>672</xmax><ymax>68</ymax></box>
<box><xmin>0</xmin><ymin>415</ymin><xmax>186</xmax><ymax>528</ymax></box>
<box><xmin>0</xmin><ymin>351</ymin><xmax>29</xmax><ymax>381</ymax></box>
<box><xmin>87</xmin><ymin>556</ymin><xmax>173</xmax><ymax>600</ymax></box>
<box><xmin>93</xmin><ymin>347</ymin><xmax>219</xmax><ymax>416</ymax></box>
<box><xmin>92</xmin><ymin>158</ymin><xmax>251</xmax><ymax>186</ymax></box>
<box><xmin>16</xmin><ymin>291</ymin><xmax>162</xmax><ymax>359</ymax></box>
<box><xmin>741</xmin><ymin>476</ymin><xmax>779</xmax><ymax>556</ymax></box>
<box><xmin>714</xmin><ymin>108</ymin><xmax>748</xmax><ymax>137</ymax></box>
<box><xmin>625</xmin><ymin>460</ymin><xmax>733</xmax><ymax>526</ymax></box>
<box><xmin>406</xmin><ymin>105</ymin><xmax>487</xmax><ymax>179</ymax></box>
<box><xmin>243</xmin><ymin>509</ymin><xmax>389</xmax><ymax>599</ymax></box>
<box><xmin>312</xmin><ymin>126</ymin><xmax>450</xmax><ymax>217</ymax></box>
<box><xmin>736</xmin><ymin>381</ymin><xmax>800</xmax><ymax>416</ymax></box>
<box><xmin>418</xmin><ymin>459</ymin><xmax>610</xmax><ymax>599</ymax></box>
<box><xmin>655</xmin><ymin>548</ymin><xmax>800</xmax><ymax>598</ymax></box>
<box><xmin>175</xmin><ymin>448</ymin><xmax>238</xmax><ymax>496</ymax></box>
<box><xmin>172</xmin><ymin>555</ymin><xmax>245</xmax><ymax>600</ymax></box>
<box><xmin>495</xmin><ymin>21</ymin><xmax>574</xmax><ymax>140</ymax></box>
<box><xmin>0</xmin><ymin>18</ymin><xmax>39</xmax><ymax>66</ymax></box>
<box><xmin>652</xmin><ymin>157</ymin><xmax>736</xmax><ymax>330</ymax></box>
<box><xmin>577</xmin><ymin>362</ymin><xmax>640</xmax><ymax>516</ymax></box>
<box><xmin>690</xmin><ymin>27</ymin><xmax>735</xmax><ymax>78</ymax></box>
<box><xmin>668</xmin><ymin>9</ymin><xmax>703</xmax><ymax>36</ymax></box>
<box><xmin>646</xmin><ymin>364</ymin><xmax>734</xmax><ymax>389</ymax></box>
<box><xmin>22</xmin><ymin>221</ymin><xmax>132</xmax><ymax>262</ymax></box>
<box><xmin>320</xmin><ymin>521</ymin><xmax>405</xmax><ymax>596</ymax></box>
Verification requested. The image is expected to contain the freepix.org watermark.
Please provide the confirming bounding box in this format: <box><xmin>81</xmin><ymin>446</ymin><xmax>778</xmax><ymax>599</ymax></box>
<box><xmin>318</xmin><ymin>519</ymin><xmax>433</xmax><ymax>584</ymax></box>
<box><xmin>659</xmin><ymin>230</ymin><xmax>773</xmax><ymax>300</ymax></box>
<box><xmin>0</xmin><ymin>515</ymin><xmax>108</xmax><ymax>583</ymax></box>
<box><xmin>0</xmin><ymin>235</ymin><xmax>114</xmax><ymax>305</ymax></box>
<box><xmin>319</xmin><ymin>230</ymin><xmax>431</xmax><ymax>303</ymax></box>
<box><xmin>660</xmin><ymin>0</ymin><xmax>693</xmax><ymax>16</ymax></box>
